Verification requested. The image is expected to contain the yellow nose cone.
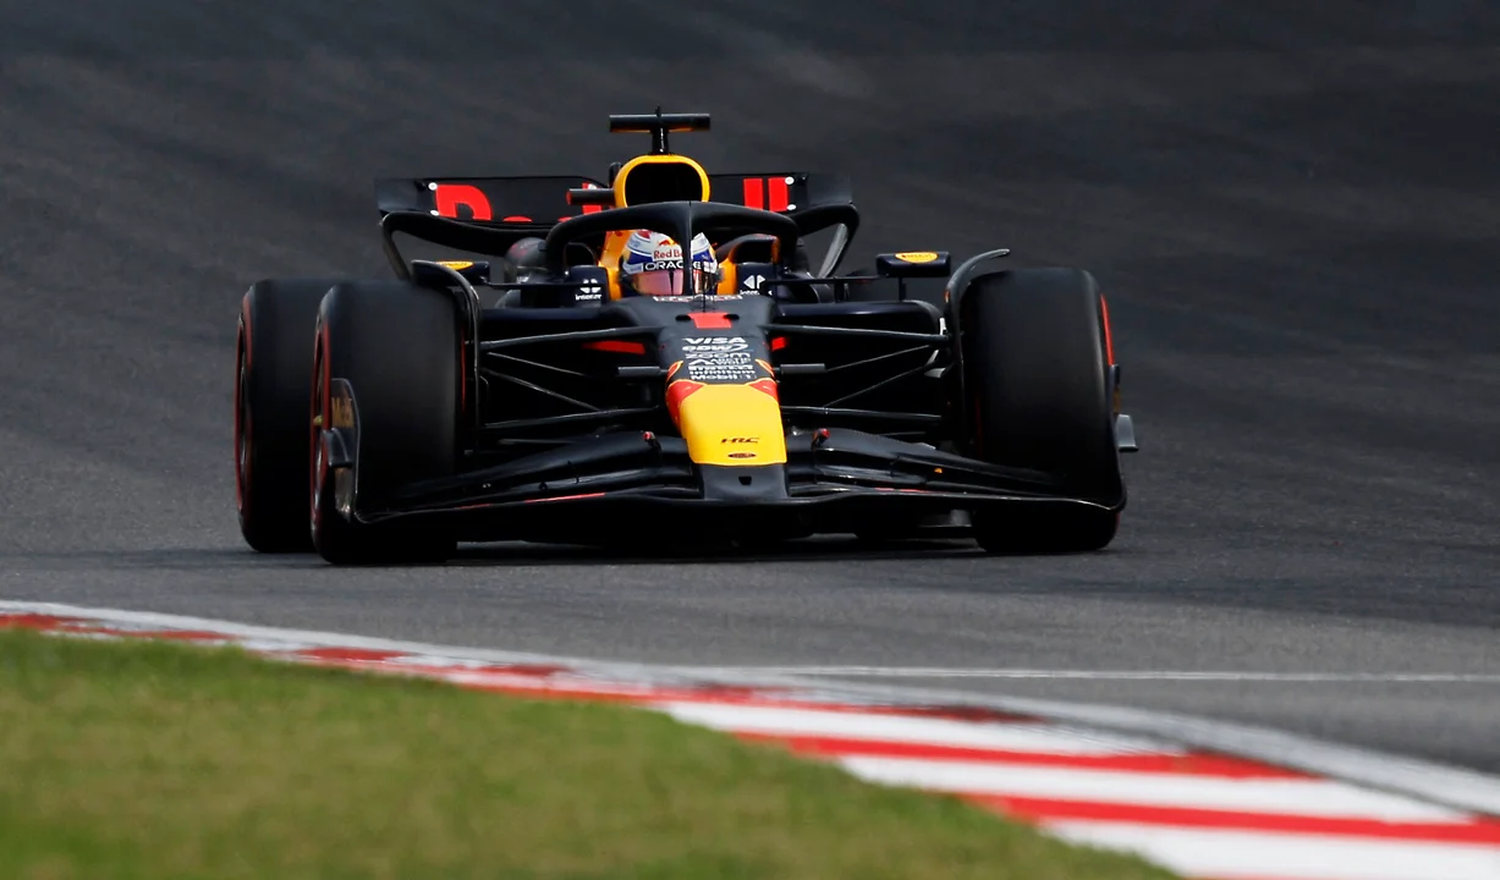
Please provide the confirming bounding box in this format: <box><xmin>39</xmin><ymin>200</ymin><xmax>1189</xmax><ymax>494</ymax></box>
<box><xmin>667</xmin><ymin>378</ymin><xmax>788</xmax><ymax>466</ymax></box>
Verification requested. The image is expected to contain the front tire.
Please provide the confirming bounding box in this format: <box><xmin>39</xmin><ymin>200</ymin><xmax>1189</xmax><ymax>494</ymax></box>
<box><xmin>311</xmin><ymin>281</ymin><xmax>460</xmax><ymax>565</ymax></box>
<box><xmin>958</xmin><ymin>268</ymin><xmax>1123</xmax><ymax>553</ymax></box>
<box><xmin>235</xmin><ymin>278</ymin><xmax>345</xmax><ymax>553</ymax></box>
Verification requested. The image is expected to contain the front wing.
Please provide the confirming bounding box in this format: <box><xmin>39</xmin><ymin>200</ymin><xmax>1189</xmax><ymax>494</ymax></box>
<box><xmin>323</xmin><ymin>418</ymin><xmax>1127</xmax><ymax>543</ymax></box>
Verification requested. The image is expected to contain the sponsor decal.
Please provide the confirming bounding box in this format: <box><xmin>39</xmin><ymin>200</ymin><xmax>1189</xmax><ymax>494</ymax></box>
<box><xmin>685</xmin><ymin>350</ymin><xmax>758</xmax><ymax>382</ymax></box>
<box><xmin>894</xmin><ymin>251</ymin><xmax>939</xmax><ymax>263</ymax></box>
<box><xmin>689</xmin><ymin>352</ymin><xmax>751</xmax><ymax>365</ymax></box>
<box><xmin>575</xmin><ymin>274</ymin><xmax>603</xmax><ymax>301</ymax></box>
<box><xmin>428</xmin><ymin>180</ymin><xmax>602</xmax><ymax>221</ymax></box>
<box><xmin>575</xmin><ymin>273</ymin><xmax>603</xmax><ymax>299</ymax></box>
<box><xmin>652</xmin><ymin>294</ymin><xmax>744</xmax><ymax>303</ymax></box>
<box><xmin>721</xmin><ymin>437</ymin><xmax>758</xmax><ymax>444</ymax></box>
<box><xmin>741</xmin><ymin>176</ymin><xmax>793</xmax><ymax>212</ymax></box>
<box><xmin>679</xmin><ymin>338</ymin><xmax>762</xmax><ymax>381</ymax></box>
<box><xmin>682</xmin><ymin>336</ymin><xmax>749</xmax><ymax>354</ymax></box>
<box><xmin>431</xmin><ymin>182</ymin><xmax>492</xmax><ymax>220</ymax></box>
<box><xmin>727</xmin><ymin>451</ymin><xmax>757</xmax><ymax>459</ymax></box>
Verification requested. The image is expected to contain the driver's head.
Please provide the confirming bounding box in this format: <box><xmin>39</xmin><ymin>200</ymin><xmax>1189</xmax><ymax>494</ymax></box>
<box><xmin>619</xmin><ymin>230</ymin><xmax>718</xmax><ymax>296</ymax></box>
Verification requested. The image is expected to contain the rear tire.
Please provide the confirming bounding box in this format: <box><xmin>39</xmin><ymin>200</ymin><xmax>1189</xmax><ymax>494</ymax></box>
<box><xmin>235</xmin><ymin>278</ymin><xmax>345</xmax><ymax>553</ymax></box>
<box><xmin>311</xmin><ymin>281</ymin><xmax>460</xmax><ymax>565</ymax></box>
<box><xmin>958</xmin><ymin>268</ymin><xmax>1123</xmax><ymax>553</ymax></box>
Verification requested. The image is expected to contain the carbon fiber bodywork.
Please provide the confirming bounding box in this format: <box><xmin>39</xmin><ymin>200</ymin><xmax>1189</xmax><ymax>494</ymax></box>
<box><xmin>305</xmin><ymin>111</ymin><xmax>1136</xmax><ymax>547</ymax></box>
<box><xmin>322</xmin><ymin>286</ymin><xmax>1132</xmax><ymax>544</ymax></box>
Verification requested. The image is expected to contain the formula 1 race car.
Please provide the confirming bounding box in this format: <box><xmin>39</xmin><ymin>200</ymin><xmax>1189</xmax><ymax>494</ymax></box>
<box><xmin>234</xmin><ymin>110</ymin><xmax>1139</xmax><ymax>565</ymax></box>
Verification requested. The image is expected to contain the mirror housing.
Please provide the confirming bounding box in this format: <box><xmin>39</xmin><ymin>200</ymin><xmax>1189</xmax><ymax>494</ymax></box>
<box><xmin>875</xmin><ymin>251</ymin><xmax>951</xmax><ymax>278</ymax></box>
<box><xmin>412</xmin><ymin>259</ymin><xmax>491</xmax><ymax>287</ymax></box>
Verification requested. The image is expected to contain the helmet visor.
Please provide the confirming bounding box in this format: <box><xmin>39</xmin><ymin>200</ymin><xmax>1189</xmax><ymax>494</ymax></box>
<box><xmin>632</xmin><ymin>263</ymin><xmax>716</xmax><ymax>296</ymax></box>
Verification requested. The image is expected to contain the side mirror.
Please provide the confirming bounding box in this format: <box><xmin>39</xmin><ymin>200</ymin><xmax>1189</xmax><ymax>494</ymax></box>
<box><xmin>875</xmin><ymin>251</ymin><xmax>951</xmax><ymax>278</ymax></box>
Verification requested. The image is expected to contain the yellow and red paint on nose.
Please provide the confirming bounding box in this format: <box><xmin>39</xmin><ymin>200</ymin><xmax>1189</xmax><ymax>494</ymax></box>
<box><xmin>665</xmin><ymin>370</ymin><xmax>787</xmax><ymax>466</ymax></box>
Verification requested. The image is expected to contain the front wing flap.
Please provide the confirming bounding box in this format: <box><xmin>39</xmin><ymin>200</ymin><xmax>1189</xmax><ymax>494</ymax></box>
<box><xmin>329</xmin><ymin>424</ymin><xmax>1124</xmax><ymax>541</ymax></box>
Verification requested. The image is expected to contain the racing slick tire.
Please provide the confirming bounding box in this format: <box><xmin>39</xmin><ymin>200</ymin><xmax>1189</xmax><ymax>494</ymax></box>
<box><xmin>958</xmin><ymin>268</ymin><xmax>1122</xmax><ymax>553</ymax></box>
<box><xmin>310</xmin><ymin>281</ymin><xmax>460</xmax><ymax>565</ymax></box>
<box><xmin>235</xmin><ymin>278</ymin><xmax>345</xmax><ymax>553</ymax></box>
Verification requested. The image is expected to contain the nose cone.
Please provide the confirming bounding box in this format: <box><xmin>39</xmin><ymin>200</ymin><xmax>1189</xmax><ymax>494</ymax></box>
<box><xmin>668</xmin><ymin>379</ymin><xmax>786</xmax><ymax>466</ymax></box>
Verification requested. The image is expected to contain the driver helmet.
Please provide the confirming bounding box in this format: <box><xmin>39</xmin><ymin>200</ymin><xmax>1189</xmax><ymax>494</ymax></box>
<box><xmin>619</xmin><ymin>230</ymin><xmax>718</xmax><ymax>296</ymax></box>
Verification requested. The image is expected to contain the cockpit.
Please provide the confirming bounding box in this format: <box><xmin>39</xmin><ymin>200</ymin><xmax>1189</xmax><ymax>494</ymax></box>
<box><xmin>374</xmin><ymin>110</ymin><xmax>864</xmax><ymax>306</ymax></box>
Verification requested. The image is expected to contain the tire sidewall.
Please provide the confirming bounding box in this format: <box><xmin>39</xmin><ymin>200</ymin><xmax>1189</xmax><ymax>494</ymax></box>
<box><xmin>235</xmin><ymin>278</ymin><xmax>345</xmax><ymax>553</ymax></box>
<box><xmin>955</xmin><ymin>267</ymin><xmax>1124</xmax><ymax>552</ymax></box>
<box><xmin>309</xmin><ymin>281</ymin><xmax>460</xmax><ymax>563</ymax></box>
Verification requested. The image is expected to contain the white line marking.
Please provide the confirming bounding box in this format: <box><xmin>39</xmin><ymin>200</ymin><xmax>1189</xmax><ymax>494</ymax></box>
<box><xmin>0</xmin><ymin>601</ymin><xmax>572</xmax><ymax>665</ymax></box>
<box><xmin>839</xmin><ymin>756</ymin><xmax>1468</xmax><ymax>821</ymax></box>
<box><xmin>799</xmin><ymin>678</ymin><xmax>1500</xmax><ymax>819</ymax></box>
<box><xmin>1045</xmin><ymin>821</ymin><xmax>1500</xmax><ymax>880</ymax></box>
<box><xmin>691</xmin><ymin>666</ymin><xmax>1500</xmax><ymax>683</ymax></box>
<box><xmin>655</xmin><ymin>702</ymin><xmax>1184</xmax><ymax>755</ymax></box>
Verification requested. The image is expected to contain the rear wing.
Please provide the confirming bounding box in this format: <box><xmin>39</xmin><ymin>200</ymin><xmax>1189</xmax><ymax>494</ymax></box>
<box><xmin>374</xmin><ymin>172</ymin><xmax>859</xmax><ymax>274</ymax></box>
<box><xmin>374</xmin><ymin>175</ymin><xmax>607</xmax><ymax>228</ymax></box>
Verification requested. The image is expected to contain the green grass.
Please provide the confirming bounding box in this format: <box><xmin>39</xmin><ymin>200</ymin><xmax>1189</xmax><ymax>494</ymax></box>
<box><xmin>0</xmin><ymin>627</ymin><xmax>1178</xmax><ymax>879</ymax></box>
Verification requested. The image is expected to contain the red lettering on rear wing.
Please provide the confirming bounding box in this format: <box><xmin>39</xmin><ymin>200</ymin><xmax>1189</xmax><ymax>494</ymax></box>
<box><xmin>375</xmin><ymin>173</ymin><xmax>850</xmax><ymax>225</ymax></box>
<box><xmin>376</xmin><ymin>176</ymin><xmax>607</xmax><ymax>226</ymax></box>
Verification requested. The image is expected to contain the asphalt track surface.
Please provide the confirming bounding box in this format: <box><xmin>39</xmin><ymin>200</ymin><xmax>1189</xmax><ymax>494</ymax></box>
<box><xmin>2</xmin><ymin>2</ymin><xmax>1498</xmax><ymax>771</ymax></box>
